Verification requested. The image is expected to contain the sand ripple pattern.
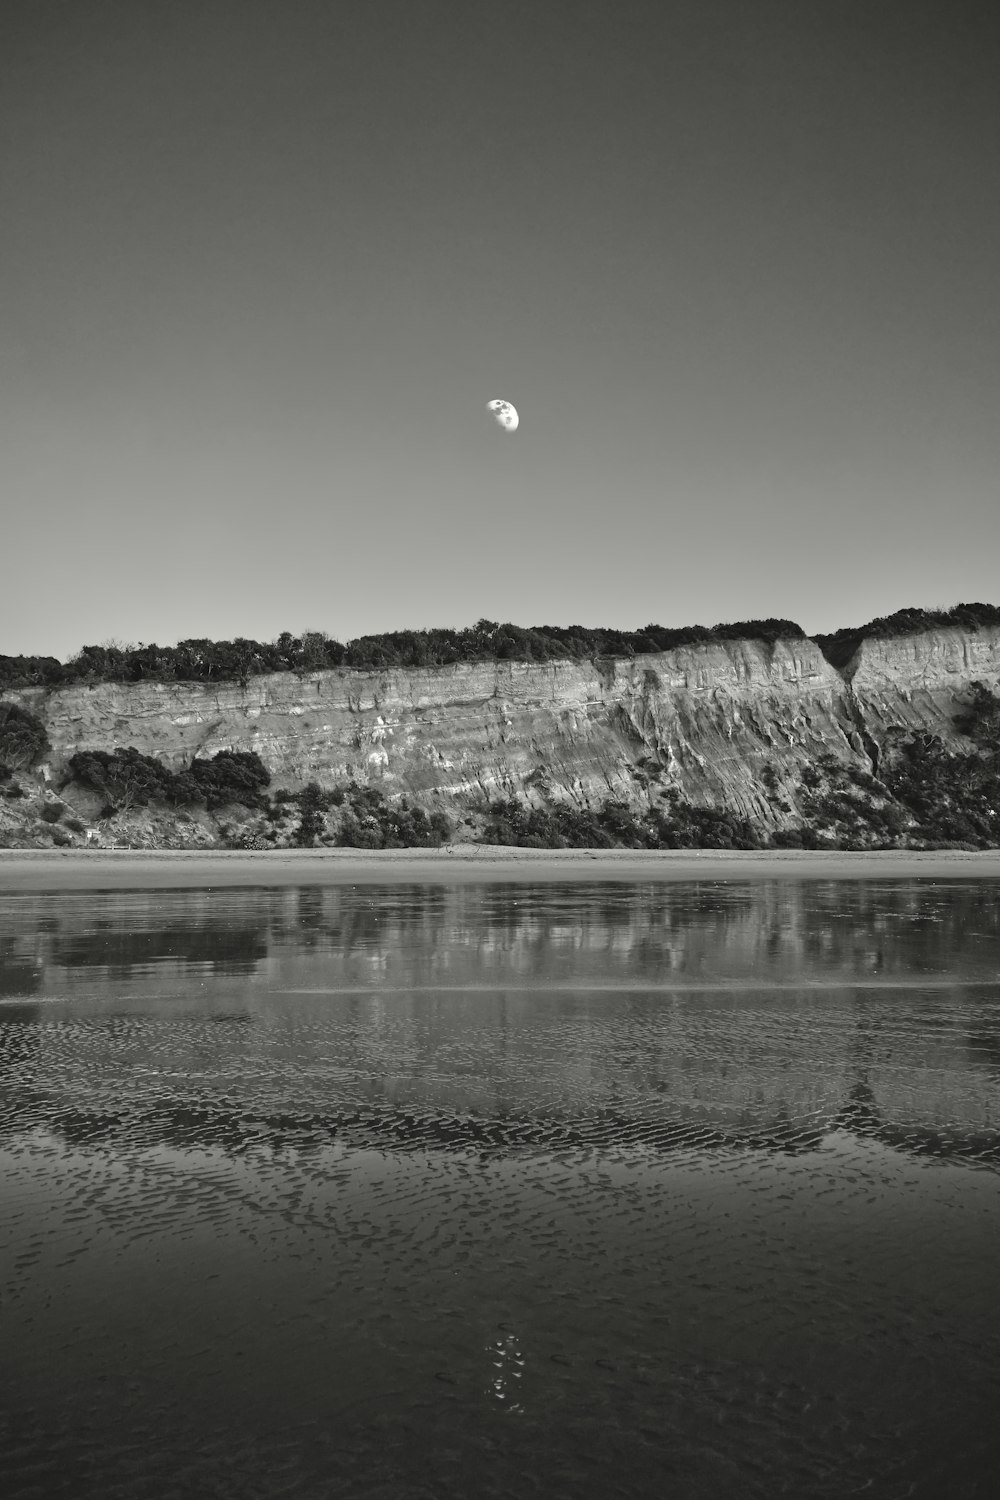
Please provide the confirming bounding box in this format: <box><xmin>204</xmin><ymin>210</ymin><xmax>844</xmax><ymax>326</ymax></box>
<box><xmin>2</xmin><ymin>878</ymin><xmax>1000</xmax><ymax>1497</ymax></box>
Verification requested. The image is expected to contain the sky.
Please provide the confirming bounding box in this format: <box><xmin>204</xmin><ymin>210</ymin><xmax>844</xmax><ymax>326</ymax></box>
<box><xmin>2</xmin><ymin>0</ymin><xmax>999</xmax><ymax>660</ymax></box>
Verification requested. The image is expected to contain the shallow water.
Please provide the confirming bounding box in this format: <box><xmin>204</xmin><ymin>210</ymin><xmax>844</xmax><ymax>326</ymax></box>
<box><xmin>2</xmin><ymin>878</ymin><xmax>1000</xmax><ymax>1498</ymax></box>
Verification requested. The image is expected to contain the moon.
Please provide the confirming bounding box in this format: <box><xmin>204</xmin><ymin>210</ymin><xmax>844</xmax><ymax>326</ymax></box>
<box><xmin>486</xmin><ymin>398</ymin><xmax>519</xmax><ymax>432</ymax></box>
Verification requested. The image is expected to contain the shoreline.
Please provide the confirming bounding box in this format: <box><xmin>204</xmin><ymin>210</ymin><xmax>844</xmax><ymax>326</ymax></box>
<box><xmin>3</xmin><ymin>845</ymin><xmax>1000</xmax><ymax>890</ymax></box>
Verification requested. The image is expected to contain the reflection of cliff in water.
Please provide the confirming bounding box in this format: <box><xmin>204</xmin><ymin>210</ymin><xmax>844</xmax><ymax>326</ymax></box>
<box><xmin>5</xmin><ymin>878</ymin><xmax>1000</xmax><ymax>993</ymax></box>
<box><xmin>249</xmin><ymin>878</ymin><xmax>1000</xmax><ymax>996</ymax></box>
<box><xmin>2</xmin><ymin>879</ymin><xmax>999</xmax><ymax>1162</ymax></box>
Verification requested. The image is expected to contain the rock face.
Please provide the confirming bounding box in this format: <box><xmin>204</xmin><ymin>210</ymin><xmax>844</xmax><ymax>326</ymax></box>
<box><xmin>7</xmin><ymin>627</ymin><xmax>1000</xmax><ymax>828</ymax></box>
<box><xmin>846</xmin><ymin>626</ymin><xmax>1000</xmax><ymax>760</ymax></box>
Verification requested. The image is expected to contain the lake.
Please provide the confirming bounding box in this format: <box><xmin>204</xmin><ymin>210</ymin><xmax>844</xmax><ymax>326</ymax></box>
<box><xmin>2</xmin><ymin>877</ymin><xmax>1000</xmax><ymax>1498</ymax></box>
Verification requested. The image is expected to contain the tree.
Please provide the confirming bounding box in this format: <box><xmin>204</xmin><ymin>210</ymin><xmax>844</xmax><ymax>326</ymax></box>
<box><xmin>0</xmin><ymin>703</ymin><xmax>51</xmax><ymax>769</ymax></box>
<box><xmin>291</xmin><ymin>782</ymin><xmax>326</xmax><ymax>846</ymax></box>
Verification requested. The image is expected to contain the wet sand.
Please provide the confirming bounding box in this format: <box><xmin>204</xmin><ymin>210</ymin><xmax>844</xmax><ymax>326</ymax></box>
<box><xmin>3</xmin><ymin>845</ymin><xmax>1000</xmax><ymax>889</ymax></box>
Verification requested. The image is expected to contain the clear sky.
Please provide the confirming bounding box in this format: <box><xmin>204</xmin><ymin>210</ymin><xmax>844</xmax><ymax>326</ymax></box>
<box><xmin>3</xmin><ymin>0</ymin><xmax>999</xmax><ymax>660</ymax></box>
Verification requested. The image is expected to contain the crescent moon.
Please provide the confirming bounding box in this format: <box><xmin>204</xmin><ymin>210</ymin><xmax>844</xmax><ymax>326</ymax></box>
<box><xmin>486</xmin><ymin>398</ymin><xmax>519</xmax><ymax>432</ymax></box>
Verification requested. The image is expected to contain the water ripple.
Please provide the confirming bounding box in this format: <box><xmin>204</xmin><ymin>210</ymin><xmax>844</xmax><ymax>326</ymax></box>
<box><xmin>2</xmin><ymin>880</ymin><xmax>1000</xmax><ymax>1497</ymax></box>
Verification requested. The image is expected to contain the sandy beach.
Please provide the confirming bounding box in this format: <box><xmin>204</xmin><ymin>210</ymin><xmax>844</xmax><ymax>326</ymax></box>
<box><xmin>3</xmin><ymin>845</ymin><xmax>1000</xmax><ymax>890</ymax></box>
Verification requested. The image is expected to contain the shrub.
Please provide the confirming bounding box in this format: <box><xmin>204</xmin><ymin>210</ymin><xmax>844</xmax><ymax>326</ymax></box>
<box><xmin>0</xmin><ymin>703</ymin><xmax>50</xmax><ymax>769</ymax></box>
<box><xmin>954</xmin><ymin>681</ymin><xmax>1000</xmax><ymax>745</ymax></box>
<box><xmin>880</xmin><ymin>730</ymin><xmax>1000</xmax><ymax>848</ymax></box>
<box><xmin>39</xmin><ymin>802</ymin><xmax>63</xmax><ymax>823</ymax></box>
<box><xmin>336</xmin><ymin>812</ymin><xmax>381</xmax><ymax>849</ymax></box>
<box><xmin>68</xmin><ymin>747</ymin><xmax>177</xmax><ymax>811</ymax></box>
<box><xmin>64</xmin><ymin>817</ymin><xmax>86</xmax><ymax>834</ymax></box>
<box><xmin>478</xmin><ymin>791</ymin><xmax>763</xmax><ymax>851</ymax></box>
<box><xmin>188</xmin><ymin>749</ymin><xmax>271</xmax><ymax>809</ymax></box>
<box><xmin>310</xmin><ymin>781</ymin><xmax>453</xmax><ymax>848</ymax></box>
<box><xmin>291</xmin><ymin>782</ymin><xmax>326</xmax><ymax>847</ymax></box>
<box><xmin>68</xmin><ymin>746</ymin><xmax>271</xmax><ymax>812</ymax></box>
<box><xmin>429</xmin><ymin>810</ymin><xmax>452</xmax><ymax>843</ymax></box>
<box><xmin>221</xmin><ymin>828</ymin><xmax>271</xmax><ymax>850</ymax></box>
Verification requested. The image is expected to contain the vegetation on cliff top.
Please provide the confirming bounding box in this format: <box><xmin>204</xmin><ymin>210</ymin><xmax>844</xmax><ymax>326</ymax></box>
<box><xmin>814</xmin><ymin>602</ymin><xmax>1000</xmax><ymax>670</ymax></box>
<box><xmin>1</xmin><ymin>617</ymin><xmax>805</xmax><ymax>689</ymax></box>
<box><xmin>3</xmin><ymin>603</ymin><xmax>998</xmax><ymax>690</ymax></box>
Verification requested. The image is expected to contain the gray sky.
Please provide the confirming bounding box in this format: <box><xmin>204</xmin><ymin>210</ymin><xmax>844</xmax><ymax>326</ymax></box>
<box><xmin>3</xmin><ymin>0</ymin><xmax>999</xmax><ymax>659</ymax></box>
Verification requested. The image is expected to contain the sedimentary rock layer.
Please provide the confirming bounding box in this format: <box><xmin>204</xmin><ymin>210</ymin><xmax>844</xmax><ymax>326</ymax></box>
<box><xmin>7</xmin><ymin>627</ymin><xmax>1000</xmax><ymax>825</ymax></box>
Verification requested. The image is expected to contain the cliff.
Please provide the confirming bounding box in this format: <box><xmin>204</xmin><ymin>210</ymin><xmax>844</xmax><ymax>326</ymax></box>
<box><xmin>845</xmin><ymin>625</ymin><xmax>1000</xmax><ymax>758</ymax></box>
<box><xmin>3</xmin><ymin>626</ymin><xmax>1000</xmax><ymax>846</ymax></box>
<box><xmin>8</xmin><ymin>638</ymin><xmax>851</xmax><ymax>821</ymax></box>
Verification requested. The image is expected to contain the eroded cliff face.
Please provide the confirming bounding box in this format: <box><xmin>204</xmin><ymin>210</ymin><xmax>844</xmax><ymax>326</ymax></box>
<box><xmin>845</xmin><ymin>626</ymin><xmax>1000</xmax><ymax>756</ymax></box>
<box><xmin>9</xmin><ymin>638</ymin><xmax>850</xmax><ymax>824</ymax></box>
<box><xmin>6</xmin><ymin>627</ymin><xmax>999</xmax><ymax>830</ymax></box>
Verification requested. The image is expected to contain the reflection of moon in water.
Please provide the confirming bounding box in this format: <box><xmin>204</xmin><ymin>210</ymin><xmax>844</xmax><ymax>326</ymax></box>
<box><xmin>486</xmin><ymin>1330</ymin><xmax>525</xmax><ymax>1411</ymax></box>
<box><xmin>486</xmin><ymin>398</ymin><xmax>519</xmax><ymax>432</ymax></box>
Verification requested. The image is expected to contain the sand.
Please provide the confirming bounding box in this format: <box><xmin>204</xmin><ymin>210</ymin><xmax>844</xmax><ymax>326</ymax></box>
<box><xmin>3</xmin><ymin>845</ymin><xmax>1000</xmax><ymax>890</ymax></box>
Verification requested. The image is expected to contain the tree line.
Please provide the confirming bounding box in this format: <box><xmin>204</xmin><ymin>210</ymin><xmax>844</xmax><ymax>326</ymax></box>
<box><xmin>4</xmin><ymin>603</ymin><xmax>999</xmax><ymax>691</ymax></box>
<box><xmin>814</xmin><ymin>602</ymin><xmax>1000</xmax><ymax>670</ymax></box>
<box><xmin>0</xmin><ymin>618</ymin><xmax>805</xmax><ymax>689</ymax></box>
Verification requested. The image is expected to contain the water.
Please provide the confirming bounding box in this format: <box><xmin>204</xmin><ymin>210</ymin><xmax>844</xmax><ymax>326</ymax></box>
<box><xmin>2</xmin><ymin>878</ymin><xmax>1000</xmax><ymax>1498</ymax></box>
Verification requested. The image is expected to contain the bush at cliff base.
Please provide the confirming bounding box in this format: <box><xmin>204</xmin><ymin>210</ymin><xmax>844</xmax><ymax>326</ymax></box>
<box><xmin>67</xmin><ymin>747</ymin><xmax>271</xmax><ymax>813</ymax></box>
<box><xmin>479</xmin><ymin>794</ymin><xmax>762</xmax><ymax>851</ymax></box>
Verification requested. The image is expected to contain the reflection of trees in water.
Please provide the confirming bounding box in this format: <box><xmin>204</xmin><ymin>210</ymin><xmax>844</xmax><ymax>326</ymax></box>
<box><xmin>267</xmin><ymin>884</ymin><xmax>454</xmax><ymax>953</ymax></box>
<box><xmin>50</xmin><ymin>925</ymin><xmax>267</xmax><ymax>977</ymax></box>
<box><xmin>271</xmin><ymin>882</ymin><xmax>765</xmax><ymax>981</ymax></box>
<box><xmin>0</xmin><ymin>935</ymin><xmax>40</xmax><ymax>996</ymax></box>
<box><xmin>5</xmin><ymin>892</ymin><xmax>272</xmax><ymax>981</ymax></box>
